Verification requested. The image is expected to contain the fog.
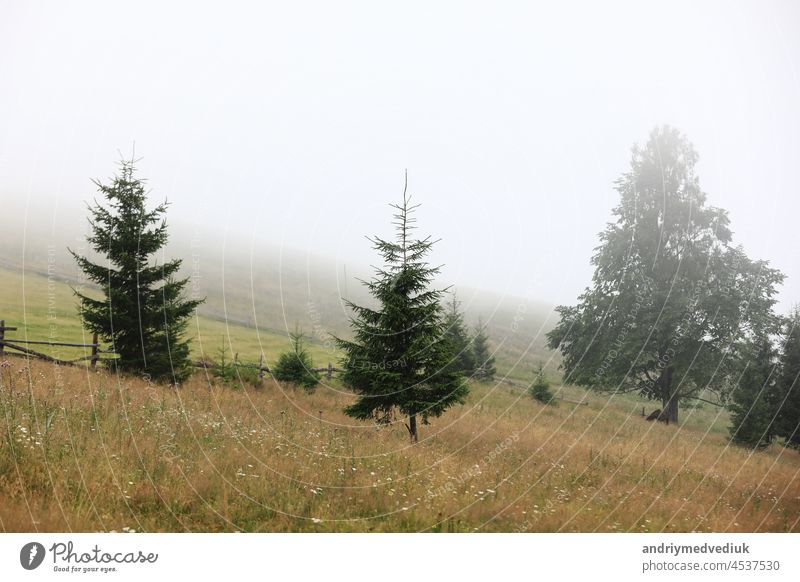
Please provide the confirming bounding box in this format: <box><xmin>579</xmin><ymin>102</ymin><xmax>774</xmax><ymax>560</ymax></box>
<box><xmin>2</xmin><ymin>0</ymin><xmax>799</xmax><ymax>313</ymax></box>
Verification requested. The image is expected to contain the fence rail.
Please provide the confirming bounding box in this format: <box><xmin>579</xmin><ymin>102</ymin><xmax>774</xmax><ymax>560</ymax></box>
<box><xmin>0</xmin><ymin>319</ymin><xmax>116</xmax><ymax>367</ymax></box>
<box><xmin>0</xmin><ymin>319</ymin><xmax>342</xmax><ymax>378</ymax></box>
<box><xmin>2</xmin><ymin>320</ymin><xmax>580</xmax><ymax>400</ymax></box>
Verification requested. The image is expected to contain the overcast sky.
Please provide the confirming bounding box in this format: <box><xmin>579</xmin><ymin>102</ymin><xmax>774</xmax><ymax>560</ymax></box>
<box><xmin>1</xmin><ymin>0</ymin><xmax>798</xmax><ymax>313</ymax></box>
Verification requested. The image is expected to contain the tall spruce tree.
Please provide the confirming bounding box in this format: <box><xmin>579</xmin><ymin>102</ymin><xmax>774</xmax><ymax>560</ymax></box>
<box><xmin>70</xmin><ymin>157</ymin><xmax>202</xmax><ymax>383</ymax></box>
<box><xmin>472</xmin><ymin>317</ymin><xmax>496</xmax><ymax>382</ymax></box>
<box><xmin>334</xmin><ymin>177</ymin><xmax>468</xmax><ymax>442</ymax></box>
<box><xmin>546</xmin><ymin>126</ymin><xmax>784</xmax><ymax>424</ymax></box>
<box><xmin>442</xmin><ymin>293</ymin><xmax>476</xmax><ymax>377</ymax></box>
<box><xmin>729</xmin><ymin>337</ymin><xmax>779</xmax><ymax>448</ymax></box>
<box><xmin>776</xmin><ymin>308</ymin><xmax>800</xmax><ymax>449</ymax></box>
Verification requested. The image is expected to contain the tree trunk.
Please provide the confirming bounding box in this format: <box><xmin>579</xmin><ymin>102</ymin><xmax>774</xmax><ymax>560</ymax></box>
<box><xmin>660</xmin><ymin>366</ymin><xmax>679</xmax><ymax>425</ymax></box>
<box><xmin>409</xmin><ymin>414</ymin><xmax>418</xmax><ymax>443</ymax></box>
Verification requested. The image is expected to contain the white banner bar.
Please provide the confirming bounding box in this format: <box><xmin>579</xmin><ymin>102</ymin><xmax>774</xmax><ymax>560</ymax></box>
<box><xmin>1</xmin><ymin>533</ymin><xmax>798</xmax><ymax>581</ymax></box>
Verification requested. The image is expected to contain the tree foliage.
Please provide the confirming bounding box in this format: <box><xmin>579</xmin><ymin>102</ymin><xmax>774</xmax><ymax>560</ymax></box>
<box><xmin>334</xmin><ymin>178</ymin><xmax>468</xmax><ymax>442</ymax></box>
<box><xmin>729</xmin><ymin>337</ymin><xmax>779</xmax><ymax>448</ymax></box>
<box><xmin>442</xmin><ymin>293</ymin><xmax>476</xmax><ymax>377</ymax></box>
<box><xmin>546</xmin><ymin>126</ymin><xmax>784</xmax><ymax>423</ymax></box>
<box><xmin>70</xmin><ymin>157</ymin><xmax>202</xmax><ymax>383</ymax></box>
<box><xmin>472</xmin><ymin>317</ymin><xmax>496</xmax><ymax>382</ymax></box>
<box><xmin>529</xmin><ymin>363</ymin><xmax>555</xmax><ymax>405</ymax></box>
<box><xmin>776</xmin><ymin>308</ymin><xmax>800</xmax><ymax>449</ymax></box>
<box><xmin>272</xmin><ymin>329</ymin><xmax>320</xmax><ymax>391</ymax></box>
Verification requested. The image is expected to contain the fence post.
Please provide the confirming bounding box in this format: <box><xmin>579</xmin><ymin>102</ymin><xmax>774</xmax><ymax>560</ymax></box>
<box><xmin>91</xmin><ymin>332</ymin><xmax>98</xmax><ymax>369</ymax></box>
<box><xmin>0</xmin><ymin>320</ymin><xmax>4</xmax><ymax>357</ymax></box>
<box><xmin>327</xmin><ymin>361</ymin><xmax>333</xmax><ymax>381</ymax></box>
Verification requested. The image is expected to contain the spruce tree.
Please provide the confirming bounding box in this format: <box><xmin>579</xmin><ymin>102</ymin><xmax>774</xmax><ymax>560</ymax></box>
<box><xmin>272</xmin><ymin>329</ymin><xmax>320</xmax><ymax>391</ymax></box>
<box><xmin>70</xmin><ymin>157</ymin><xmax>203</xmax><ymax>383</ymax></box>
<box><xmin>442</xmin><ymin>293</ymin><xmax>476</xmax><ymax>377</ymax></box>
<box><xmin>334</xmin><ymin>177</ymin><xmax>468</xmax><ymax>442</ymax></box>
<box><xmin>729</xmin><ymin>338</ymin><xmax>778</xmax><ymax>448</ymax></box>
<box><xmin>776</xmin><ymin>308</ymin><xmax>800</xmax><ymax>449</ymax></box>
<box><xmin>472</xmin><ymin>317</ymin><xmax>496</xmax><ymax>382</ymax></box>
<box><xmin>529</xmin><ymin>363</ymin><xmax>555</xmax><ymax>405</ymax></box>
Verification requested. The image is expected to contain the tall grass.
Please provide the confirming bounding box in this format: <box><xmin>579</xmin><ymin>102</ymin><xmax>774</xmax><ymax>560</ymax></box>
<box><xmin>1</xmin><ymin>358</ymin><xmax>798</xmax><ymax>532</ymax></box>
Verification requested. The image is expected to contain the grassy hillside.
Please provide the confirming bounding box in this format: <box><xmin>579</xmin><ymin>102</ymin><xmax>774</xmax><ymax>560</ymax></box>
<box><xmin>0</xmin><ymin>263</ymin><xmax>733</xmax><ymax>435</ymax></box>
<box><xmin>1</xmin><ymin>358</ymin><xmax>798</xmax><ymax>532</ymax></box>
<box><xmin>0</xmin><ymin>266</ymin><xmax>337</xmax><ymax>368</ymax></box>
<box><xmin>0</xmin><ymin>219</ymin><xmax>558</xmax><ymax>384</ymax></box>
<box><xmin>0</xmin><ymin>260</ymin><xmax>552</xmax><ymax>380</ymax></box>
<box><xmin>5</xmin><ymin>241</ymin><xmax>796</xmax><ymax>533</ymax></box>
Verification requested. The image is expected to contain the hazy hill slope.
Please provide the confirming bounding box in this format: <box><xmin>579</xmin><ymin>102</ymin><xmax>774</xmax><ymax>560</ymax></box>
<box><xmin>0</xmin><ymin>219</ymin><xmax>559</xmax><ymax>381</ymax></box>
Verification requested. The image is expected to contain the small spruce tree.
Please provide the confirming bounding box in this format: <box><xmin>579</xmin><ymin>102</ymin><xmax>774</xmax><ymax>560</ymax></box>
<box><xmin>472</xmin><ymin>317</ymin><xmax>496</xmax><ymax>382</ymax></box>
<box><xmin>70</xmin><ymin>156</ymin><xmax>202</xmax><ymax>383</ymax></box>
<box><xmin>272</xmin><ymin>329</ymin><xmax>320</xmax><ymax>391</ymax></box>
<box><xmin>529</xmin><ymin>363</ymin><xmax>555</xmax><ymax>405</ymax></box>
<box><xmin>212</xmin><ymin>339</ymin><xmax>237</xmax><ymax>384</ymax></box>
<box><xmin>334</xmin><ymin>176</ymin><xmax>468</xmax><ymax>443</ymax></box>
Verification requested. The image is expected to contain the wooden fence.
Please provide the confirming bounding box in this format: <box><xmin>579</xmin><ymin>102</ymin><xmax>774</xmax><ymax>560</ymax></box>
<box><xmin>0</xmin><ymin>319</ymin><xmax>116</xmax><ymax>367</ymax></box>
<box><xmin>1</xmin><ymin>319</ymin><xmax>582</xmax><ymax>402</ymax></box>
<box><xmin>0</xmin><ymin>318</ymin><xmax>343</xmax><ymax>379</ymax></box>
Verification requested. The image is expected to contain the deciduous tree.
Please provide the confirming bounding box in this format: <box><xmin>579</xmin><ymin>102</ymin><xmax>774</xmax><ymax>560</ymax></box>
<box><xmin>546</xmin><ymin>126</ymin><xmax>783</xmax><ymax>423</ymax></box>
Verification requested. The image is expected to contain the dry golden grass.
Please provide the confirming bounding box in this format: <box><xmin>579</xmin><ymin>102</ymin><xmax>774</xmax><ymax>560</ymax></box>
<box><xmin>1</xmin><ymin>358</ymin><xmax>798</xmax><ymax>532</ymax></box>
